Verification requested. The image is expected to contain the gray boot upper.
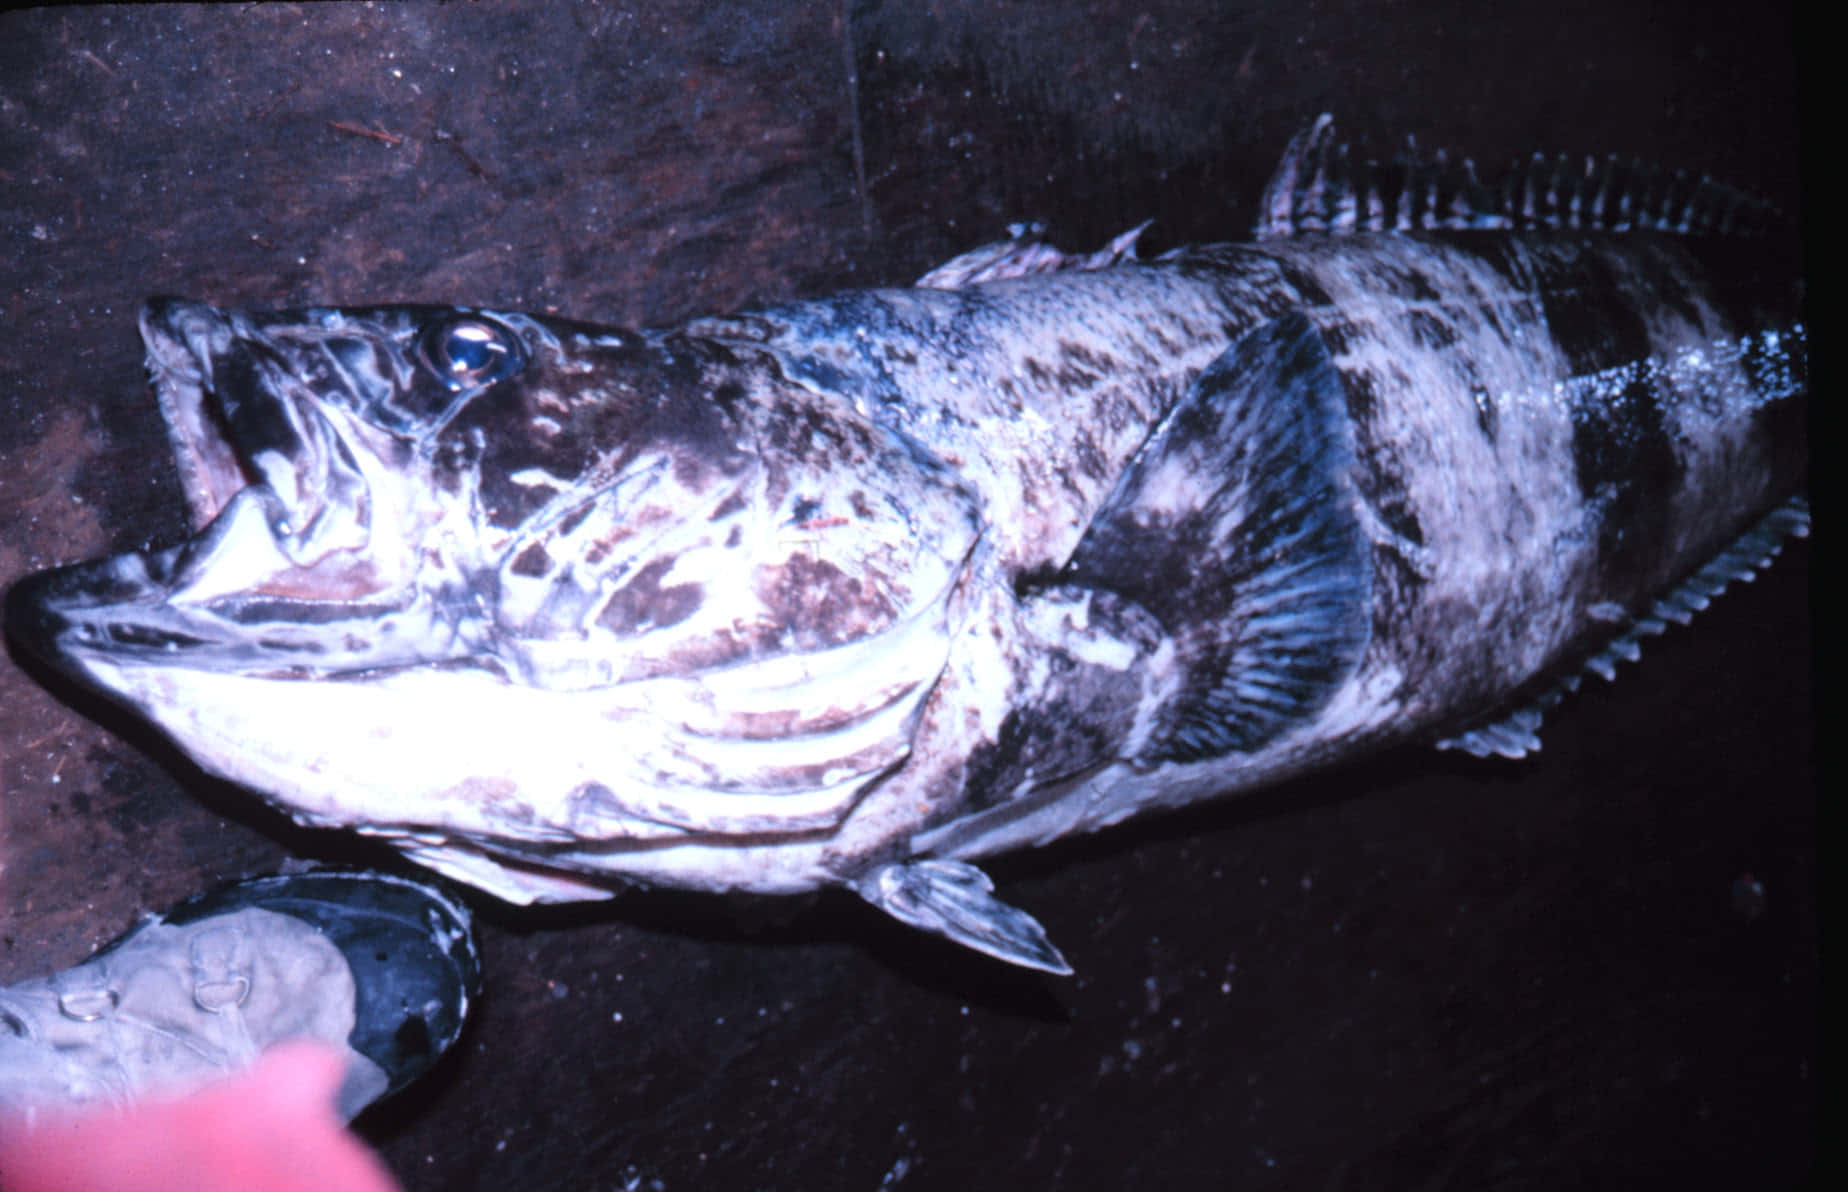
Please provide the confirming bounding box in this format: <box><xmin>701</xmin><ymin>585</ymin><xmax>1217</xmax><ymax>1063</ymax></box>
<box><xmin>0</xmin><ymin>907</ymin><xmax>388</xmax><ymax>1125</ymax></box>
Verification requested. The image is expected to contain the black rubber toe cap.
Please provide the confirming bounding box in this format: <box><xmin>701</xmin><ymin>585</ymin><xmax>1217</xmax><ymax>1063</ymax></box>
<box><xmin>160</xmin><ymin>868</ymin><xmax>482</xmax><ymax>1106</ymax></box>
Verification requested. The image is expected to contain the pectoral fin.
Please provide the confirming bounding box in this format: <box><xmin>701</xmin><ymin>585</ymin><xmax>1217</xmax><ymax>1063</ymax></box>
<box><xmin>854</xmin><ymin>859</ymin><xmax>1072</xmax><ymax>975</ymax></box>
<box><xmin>1062</xmin><ymin>310</ymin><xmax>1371</xmax><ymax>762</ymax></box>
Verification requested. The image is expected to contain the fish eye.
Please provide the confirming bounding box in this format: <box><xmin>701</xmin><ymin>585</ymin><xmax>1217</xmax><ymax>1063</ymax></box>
<box><xmin>419</xmin><ymin>314</ymin><xmax>527</xmax><ymax>391</ymax></box>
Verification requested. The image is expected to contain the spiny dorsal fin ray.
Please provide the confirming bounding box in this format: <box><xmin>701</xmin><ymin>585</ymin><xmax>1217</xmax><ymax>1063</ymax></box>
<box><xmin>854</xmin><ymin>859</ymin><xmax>1072</xmax><ymax>974</ymax></box>
<box><xmin>916</xmin><ymin>221</ymin><xmax>1151</xmax><ymax>290</ymax></box>
<box><xmin>1438</xmin><ymin>496</ymin><xmax>1809</xmax><ymax>759</ymax></box>
<box><xmin>1255</xmin><ymin>114</ymin><xmax>1783</xmax><ymax>241</ymax></box>
<box><xmin>1061</xmin><ymin>310</ymin><xmax>1371</xmax><ymax>763</ymax></box>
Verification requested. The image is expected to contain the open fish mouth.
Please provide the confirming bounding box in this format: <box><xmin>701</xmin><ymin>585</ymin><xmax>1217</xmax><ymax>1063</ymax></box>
<box><xmin>7</xmin><ymin>299</ymin><xmax>472</xmax><ymax>680</ymax></box>
<box><xmin>4</xmin><ymin>293</ymin><xmax>978</xmax><ymax>896</ymax></box>
<box><xmin>141</xmin><ymin>297</ymin><xmax>369</xmax><ymax>548</ymax></box>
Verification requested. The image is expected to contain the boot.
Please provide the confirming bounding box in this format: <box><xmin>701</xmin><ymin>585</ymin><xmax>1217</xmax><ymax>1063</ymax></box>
<box><xmin>0</xmin><ymin>869</ymin><xmax>480</xmax><ymax>1125</ymax></box>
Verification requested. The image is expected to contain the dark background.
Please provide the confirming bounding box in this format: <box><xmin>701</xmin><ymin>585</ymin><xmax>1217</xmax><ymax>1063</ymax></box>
<box><xmin>0</xmin><ymin>3</ymin><xmax>1811</xmax><ymax>1188</ymax></box>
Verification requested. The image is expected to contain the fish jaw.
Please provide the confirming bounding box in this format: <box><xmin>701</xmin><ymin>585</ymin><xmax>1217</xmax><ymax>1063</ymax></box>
<box><xmin>31</xmin><ymin>599</ymin><xmax>956</xmax><ymax>895</ymax></box>
<box><xmin>9</xmin><ymin>300</ymin><xmax>494</xmax><ymax>692</ymax></box>
<box><xmin>8</xmin><ymin>298</ymin><xmax>987</xmax><ymax>896</ymax></box>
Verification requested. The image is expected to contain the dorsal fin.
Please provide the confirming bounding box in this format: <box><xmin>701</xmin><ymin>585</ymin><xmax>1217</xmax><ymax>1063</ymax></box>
<box><xmin>1255</xmin><ymin>114</ymin><xmax>1783</xmax><ymax>241</ymax></box>
<box><xmin>916</xmin><ymin>221</ymin><xmax>1150</xmax><ymax>289</ymax></box>
<box><xmin>1438</xmin><ymin>496</ymin><xmax>1809</xmax><ymax>759</ymax></box>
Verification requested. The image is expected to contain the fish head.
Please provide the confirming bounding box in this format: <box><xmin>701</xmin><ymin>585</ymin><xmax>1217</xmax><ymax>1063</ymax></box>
<box><xmin>8</xmin><ymin>300</ymin><xmax>983</xmax><ymax>897</ymax></box>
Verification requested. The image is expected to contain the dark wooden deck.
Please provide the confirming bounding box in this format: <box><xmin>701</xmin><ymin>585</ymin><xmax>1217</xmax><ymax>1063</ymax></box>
<box><xmin>0</xmin><ymin>4</ymin><xmax>1810</xmax><ymax>1188</ymax></box>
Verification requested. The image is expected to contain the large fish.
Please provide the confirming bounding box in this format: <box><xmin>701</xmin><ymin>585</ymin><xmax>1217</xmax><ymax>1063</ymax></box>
<box><xmin>8</xmin><ymin>120</ymin><xmax>1806</xmax><ymax>972</ymax></box>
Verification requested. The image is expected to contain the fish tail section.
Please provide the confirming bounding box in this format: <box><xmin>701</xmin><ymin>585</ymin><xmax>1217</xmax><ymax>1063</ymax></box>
<box><xmin>1438</xmin><ymin>495</ymin><xmax>1810</xmax><ymax>758</ymax></box>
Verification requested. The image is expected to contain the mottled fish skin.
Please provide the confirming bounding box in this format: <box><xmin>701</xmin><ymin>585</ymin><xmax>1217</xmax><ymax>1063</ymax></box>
<box><xmin>5</xmin><ymin>125</ymin><xmax>1806</xmax><ymax>971</ymax></box>
<box><xmin>722</xmin><ymin>229</ymin><xmax>1803</xmax><ymax>868</ymax></box>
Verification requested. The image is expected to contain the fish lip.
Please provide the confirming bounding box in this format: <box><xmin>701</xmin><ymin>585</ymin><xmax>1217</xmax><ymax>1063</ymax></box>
<box><xmin>3</xmin><ymin>487</ymin><xmax>449</xmax><ymax>678</ymax></box>
<box><xmin>6</xmin><ymin>532</ymin><xmax>243</xmax><ymax>676</ymax></box>
<box><xmin>9</xmin><ymin>299</ymin><xmax>388</xmax><ymax>675</ymax></box>
<box><xmin>10</xmin><ymin>300</ymin><xmax>483</xmax><ymax>682</ymax></box>
<box><xmin>4</xmin><ymin>548</ymin><xmax>187</xmax><ymax>681</ymax></box>
<box><xmin>3</xmin><ymin>550</ymin><xmax>432</xmax><ymax>683</ymax></box>
<box><xmin>5</xmin><ymin>559</ymin><xmax>102</xmax><ymax>678</ymax></box>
